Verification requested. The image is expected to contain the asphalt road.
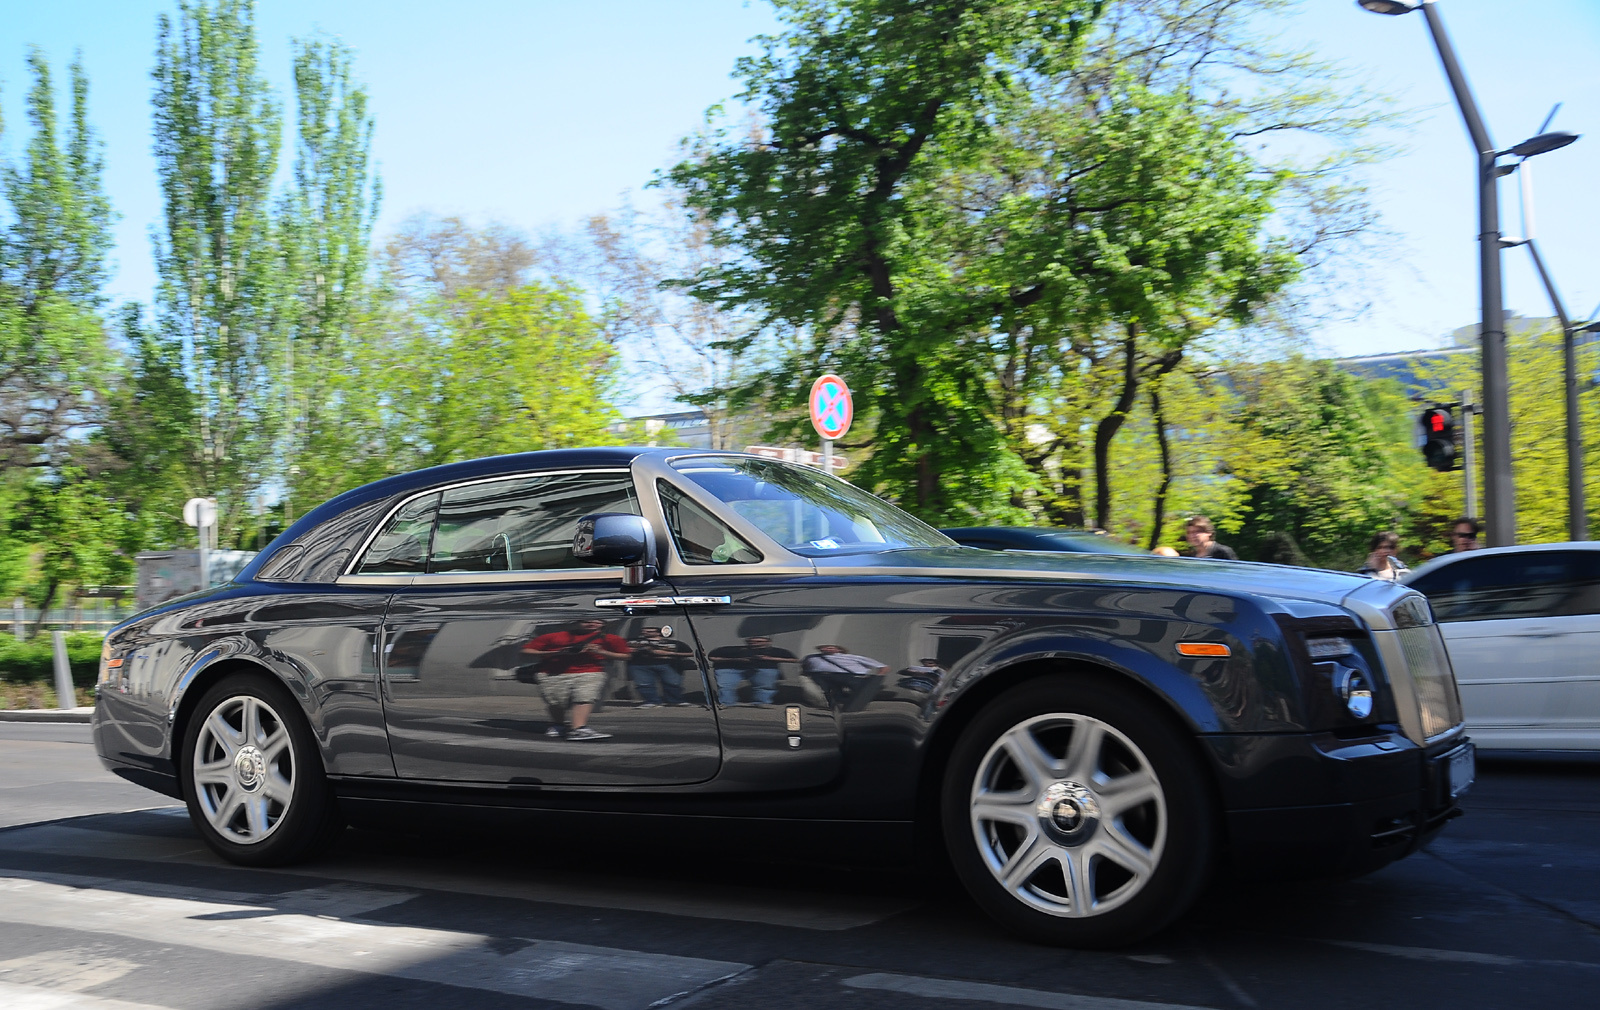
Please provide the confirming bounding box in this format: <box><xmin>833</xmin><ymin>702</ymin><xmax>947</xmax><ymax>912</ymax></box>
<box><xmin>1</xmin><ymin>723</ymin><xmax>1597</xmax><ymax>1010</ymax></box>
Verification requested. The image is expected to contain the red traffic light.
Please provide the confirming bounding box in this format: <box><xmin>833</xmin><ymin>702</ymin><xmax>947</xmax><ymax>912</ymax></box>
<box><xmin>1418</xmin><ymin>407</ymin><xmax>1458</xmax><ymax>472</ymax></box>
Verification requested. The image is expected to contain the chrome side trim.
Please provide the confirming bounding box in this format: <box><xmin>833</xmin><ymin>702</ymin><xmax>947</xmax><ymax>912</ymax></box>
<box><xmin>337</xmin><ymin>568</ymin><xmax>625</xmax><ymax>589</ymax></box>
<box><xmin>595</xmin><ymin>595</ymin><xmax>732</xmax><ymax>608</ymax></box>
<box><xmin>337</xmin><ymin>574</ymin><xmax>416</xmax><ymax>587</ymax></box>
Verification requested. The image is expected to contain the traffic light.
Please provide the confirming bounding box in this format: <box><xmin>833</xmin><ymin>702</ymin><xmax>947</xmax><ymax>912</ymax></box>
<box><xmin>1418</xmin><ymin>407</ymin><xmax>1457</xmax><ymax>471</ymax></box>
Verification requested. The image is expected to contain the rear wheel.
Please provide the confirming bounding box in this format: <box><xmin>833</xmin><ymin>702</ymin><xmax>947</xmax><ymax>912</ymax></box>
<box><xmin>941</xmin><ymin>674</ymin><xmax>1215</xmax><ymax>946</ymax></box>
<box><xmin>180</xmin><ymin>673</ymin><xmax>343</xmax><ymax>866</ymax></box>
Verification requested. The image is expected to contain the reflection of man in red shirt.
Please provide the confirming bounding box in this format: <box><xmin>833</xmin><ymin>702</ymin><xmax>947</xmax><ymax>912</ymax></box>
<box><xmin>522</xmin><ymin>619</ymin><xmax>630</xmax><ymax>740</ymax></box>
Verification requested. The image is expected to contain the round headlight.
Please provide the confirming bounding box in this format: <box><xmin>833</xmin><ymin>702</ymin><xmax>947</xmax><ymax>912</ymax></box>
<box><xmin>1335</xmin><ymin>667</ymin><xmax>1374</xmax><ymax>719</ymax></box>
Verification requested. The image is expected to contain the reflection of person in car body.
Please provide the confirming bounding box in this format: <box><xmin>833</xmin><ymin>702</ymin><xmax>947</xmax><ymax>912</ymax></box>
<box><xmin>522</xmin><ymin>618</ymin><xmax>630</xmax><ymax>740</ymax></box>
<box><xmin>707</xmin><ymin>636</ymin><xmax>796</xmax><ymax>705</ymax></box>
<box><xmin>896</xmin><ymin>657</ymin><xmax>945</xmax><ymax>694</ymax></box>
<box><xmin>803</xmin><ymin>644</ymin><xmax>888</xmax><ymax>712</ymax></box>
<box><xmin>627</xmin><ymin>626</ymin><xmax>693</xmax><ymax>706</ymax></box>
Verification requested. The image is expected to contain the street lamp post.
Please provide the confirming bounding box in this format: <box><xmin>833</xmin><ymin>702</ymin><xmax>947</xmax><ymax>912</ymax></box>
<box><xmin>1359</xmin><ymin>0</ymin><xmax>1580</xmax><ymax>546</ymax></box>
<box><xmin>1523</xmin><ymin>240</ymin><xmax>1586</xmax><ymax>540</ymax></box>
<box><xmin>1502</xmin><ymin>127</ymin><xmax>1587</xmax><ymax>541</ymax></box>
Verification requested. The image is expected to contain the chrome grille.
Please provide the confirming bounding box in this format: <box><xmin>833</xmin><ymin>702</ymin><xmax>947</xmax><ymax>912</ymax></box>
<box><xmin>1397</xmin><ymin>625</ymin><xmax>1463</xmax><ymax>739</ymax></box>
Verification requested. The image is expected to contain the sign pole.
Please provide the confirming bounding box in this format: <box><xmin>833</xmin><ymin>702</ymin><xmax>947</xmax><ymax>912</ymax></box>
<box><xmin>823</xmin><ymin>439</ymin><xmax>833</xmax><ymax>475</ymax></box>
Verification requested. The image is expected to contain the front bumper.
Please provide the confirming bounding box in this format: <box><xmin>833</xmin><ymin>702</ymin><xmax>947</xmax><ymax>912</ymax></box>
<box><xmin>1203</xmin><ymin>729</ymin><xmax>1472</xmax><ymax>878</ymax></box>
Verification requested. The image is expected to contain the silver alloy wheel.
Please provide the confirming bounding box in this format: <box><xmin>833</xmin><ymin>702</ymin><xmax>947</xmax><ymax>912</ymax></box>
<box><xmin>192</xmin><ymin>694</ymin><xmax>294</xmax><ymax>844</ymax></box>
<box><xmin>970</xmin><ymin>712</ymin><xmax>1167</xmax><ymax>918</ymax></box>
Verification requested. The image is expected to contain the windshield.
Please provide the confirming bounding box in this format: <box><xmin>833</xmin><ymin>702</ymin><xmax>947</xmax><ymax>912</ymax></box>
<box><xmin>668</xmin><ymin>456</ymin><xmax>955</xmax><ymax>557</ymax></box>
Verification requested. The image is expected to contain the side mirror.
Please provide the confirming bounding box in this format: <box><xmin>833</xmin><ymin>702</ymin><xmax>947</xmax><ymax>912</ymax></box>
<box><xmin>573</xmin><ymin>513</ymin><xmax>658</xmax><ymax>587</ymax></box>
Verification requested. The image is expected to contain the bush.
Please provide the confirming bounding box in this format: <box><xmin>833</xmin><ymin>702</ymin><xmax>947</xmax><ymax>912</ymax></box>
<box><xmin>0</xmin><ymin>632</ymin><xmax>104</xmax><ymax>687</ymax></box>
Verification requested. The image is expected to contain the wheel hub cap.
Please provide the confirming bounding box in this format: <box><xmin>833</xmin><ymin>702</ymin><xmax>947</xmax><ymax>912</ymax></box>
<box><xmin>1040</xmin><ymin>781</ymin><xmax>1099</xmax><ymax>840</ymax></box>
<box><xmin>233</xmin><ymin>745</ymin><xmax>267</xmax><ymax>793</ymax></box>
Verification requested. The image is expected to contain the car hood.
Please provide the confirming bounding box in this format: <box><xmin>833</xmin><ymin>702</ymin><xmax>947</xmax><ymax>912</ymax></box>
<box><xmin>809</xmin><ymin>546</ymin><xmax>1397</xmax><ymax>611</ymax></box>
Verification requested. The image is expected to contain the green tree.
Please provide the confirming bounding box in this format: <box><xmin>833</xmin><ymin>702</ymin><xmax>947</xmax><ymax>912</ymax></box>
<box><xmin>10</xmin><ymin>471</ymin><xmax>129</xmax><ymax>636</ymax></box>
<box><xmin>669</xmin><ymin>0</ymin><xmax>1105</xmax><ymax>522</ymax></box>
<box><xmin>152</xmin><ymin>0</ymin><xmax>283</xmax><ymax>547</ymax></box>
<box><xmin>0</xmin><ymin>49</ymin><xmax>115</xmax><ymax>469</ymax></box>
<box><xmin>96</xmin><ymin>304</ymin><xmax>201</xmax><ymax>554</ymax></box>
<box><xmin>278</xmin><ymin>33</ymin><xmax>380</xmax><ymax>523</ymax></box>
<box><xmin>0</xmin><ymin>50</ymin><xmax>119</xmax><ymax>628</ymax></box>
<box><xmin>1219</xmin><ymin>358</ymin><xmax>1422</xmax><ymax>567</ymax></box>
<box><xmin>379</xmin><ymin>283</ymin><xmax>623</xmax><ymax>469</ymax></box>
<box><xmin>670</xmin><ymin>0</ymin><xmax>1380</xmax><ymax>527</ymax></box>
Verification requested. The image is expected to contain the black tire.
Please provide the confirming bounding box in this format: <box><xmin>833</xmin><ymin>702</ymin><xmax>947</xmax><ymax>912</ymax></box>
<box><xmin>941</xmin><ymin>673</ymin><xmax>1216</xmax><ymax>947</ymax></box>
<box><xmin>180</xmin><ymin>671</ymin><xmax>344</xmax><ymax>866</ymax></box>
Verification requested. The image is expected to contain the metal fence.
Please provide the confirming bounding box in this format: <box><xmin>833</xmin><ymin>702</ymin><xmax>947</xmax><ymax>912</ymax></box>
<box><xmin>8</xmin><ymin>604</ymin><xmax>138</xmax><ymax>638</ymax></box>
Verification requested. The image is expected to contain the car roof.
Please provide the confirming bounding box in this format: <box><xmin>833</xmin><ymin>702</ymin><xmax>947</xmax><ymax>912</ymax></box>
<box><xmin>1404</xmin><ymin>540</ymin><xmax>1600</xmax><ymax>583</ymax></box>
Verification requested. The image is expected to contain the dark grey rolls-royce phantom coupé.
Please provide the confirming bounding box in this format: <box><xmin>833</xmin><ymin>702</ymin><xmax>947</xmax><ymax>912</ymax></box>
<box><xmin>92</xmin><ymin>448</ymin><xmax>1472</xmax><ymax>945</ymax></box>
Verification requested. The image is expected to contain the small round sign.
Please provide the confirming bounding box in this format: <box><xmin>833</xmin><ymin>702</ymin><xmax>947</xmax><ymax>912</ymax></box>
<box><xmin>809</xmin><ymin>374</ymin><xmax>853</xmax><ymax>441</ymax></box>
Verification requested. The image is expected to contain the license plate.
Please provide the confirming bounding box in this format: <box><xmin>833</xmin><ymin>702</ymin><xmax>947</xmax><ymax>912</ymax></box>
<box><xmin>1447</xmin><ymin>743</ymin><xmax>1475</xmax><ymax>798</ymax></box>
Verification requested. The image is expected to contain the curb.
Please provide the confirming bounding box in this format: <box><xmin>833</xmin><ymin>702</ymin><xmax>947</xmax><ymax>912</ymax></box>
<box><xmin>0</xmin><ymin>707</ymin><xmax>93</xmax><ymax>723</ymax></box>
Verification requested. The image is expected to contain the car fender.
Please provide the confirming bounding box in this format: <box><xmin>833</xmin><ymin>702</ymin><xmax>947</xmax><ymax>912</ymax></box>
<box><xmin>165</xmin><ymin>634</ymin><xmax>324</xmax><ymax>760</ymax></box>
<box><xmin>935</xmin><ymin>631</ymin><xmax>1225</xmax><ymax>735</ymax></box>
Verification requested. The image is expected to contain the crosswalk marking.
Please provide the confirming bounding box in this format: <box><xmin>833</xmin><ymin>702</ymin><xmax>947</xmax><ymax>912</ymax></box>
<box><xmin>0</xmin><ymin>871</ymin><xmax>750</xmax><ymax>1010</ymax></box>
<box><xmin>1321</xmin><ymin>938</ymin><xmax>1600</xmax><ymax>971</ymax></box>
<box><xmin>841</xmin><ymin>972</ymin><xmax>1220</xmax><ymax>1010</ymax></box>
<box><xmin>0</xmin><ymin>950</ymin><xmax>140</xmax><ymax>994</ymax></box>
<box><xmin>0</xmin><ymin>981</ymin><xmax>172</xmax><ymax>1010</ymax></box>
<box><xmin>0</xmin><ymin>821</ymin><xmax>912</xmax><ymax>930</ymax></box>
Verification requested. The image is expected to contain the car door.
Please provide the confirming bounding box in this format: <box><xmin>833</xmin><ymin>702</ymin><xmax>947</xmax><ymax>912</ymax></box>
<box><xmin>645</xmin><ymin>461</ymin><xmax>999</xmax><ymax>796</ymax></box>
<box><xmin>362</xmin><ymin>469</ymin><xmax>721</xmax><ymax>786</ymax></box>
<box><xmin>1409</xmin><ymin>550</ymin><xmax>1600</xmax><ymax>746</ymax></box>
<box><xmin>649</xmin><ymin>477</ymin><xmax>845</xmax><ymax>790</ymax></box>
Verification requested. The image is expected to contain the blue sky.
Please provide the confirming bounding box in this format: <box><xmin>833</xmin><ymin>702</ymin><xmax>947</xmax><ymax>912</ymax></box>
<box><xmin>2</xmin><ymin>0</ymin><xmax>1597</xmax><ymax>374</ymax></box>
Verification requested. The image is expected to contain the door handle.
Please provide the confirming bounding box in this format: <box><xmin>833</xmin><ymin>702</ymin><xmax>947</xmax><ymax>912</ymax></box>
<box><xmin>594</xmin><ymin>595</ymin><xmax>733</xmax><ymax>608</ymax></box>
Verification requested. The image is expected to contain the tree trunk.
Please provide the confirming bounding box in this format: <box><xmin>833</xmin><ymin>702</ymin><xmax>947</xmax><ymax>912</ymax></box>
<box><xmin>1051</xmin><ymin>467</ymin><xmax>1085</xmax><ymax>527</ymax></box>
<box><xmin>1147</xmin><ymin>385</ymin><xmax>1173</xmax><ymax>551</ymax></box>
<box><xmin>1093</xmin><ymin>324</ymin><xmax>1141</xmax><ymax>531</ymax></box>
<box><xmin>28</xmin><ymin>578</ymin><xmax>58</xmax><ymax>640</ymax></box>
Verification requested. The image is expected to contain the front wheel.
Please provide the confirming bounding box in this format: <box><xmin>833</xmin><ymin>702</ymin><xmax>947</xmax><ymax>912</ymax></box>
<box><xmin>180</xmin><ymin>673</ymin><xmax>343</xmax><ymax>866</ymax></box>
<box><xmin>941</xmin><ymin>675</ymin><xmax>1215</xmax><ymax>947</ymax></box>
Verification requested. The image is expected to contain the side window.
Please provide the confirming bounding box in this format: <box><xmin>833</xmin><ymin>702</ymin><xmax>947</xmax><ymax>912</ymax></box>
<box><xmin>659</xmin><ymin>482</ymin><xmax>763</xmax><ymax>565</ymax></box>
<box><xmin>355</xmin><ymin>493</ymin><xmax>439</xmax><ymax>575</ymax></box>
<box><xmin>430</xmin><ymin>471</ymin><xmax>640</xmax><ymax>574</ymax></box>
<box><xmin>1558</xmin><ymin>551</ymin><xmax>1600</xmax><ymax>617</ymax></box>
<box><xmin>1409</xmin><ymin>551</ymin><xmax>1591</xmax><ymax>622</ymax></box>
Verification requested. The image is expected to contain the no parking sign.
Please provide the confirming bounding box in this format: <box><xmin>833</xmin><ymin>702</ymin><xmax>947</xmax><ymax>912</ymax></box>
<box><xmin>809</xmin><ymin>374</ymin><xmax>852</xmax><ymax>441</ymax></box>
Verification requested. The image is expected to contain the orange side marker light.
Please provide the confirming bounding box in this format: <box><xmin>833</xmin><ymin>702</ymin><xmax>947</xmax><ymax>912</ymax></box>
<box><xmin>1176</xmin><ymin>642</ymin><xmax>1230</xmax><ymax>658</ymax></box>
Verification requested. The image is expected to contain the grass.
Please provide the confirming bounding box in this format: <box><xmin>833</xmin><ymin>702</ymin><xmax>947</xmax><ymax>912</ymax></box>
<box><xmin>0</xmin><ymin>681</ymin><xmax>95</xmax><ymax>709</ymax></box>
<box><xmin>0</xmin><ymin>632</ymin><xmax>103</xmax><ymax>709</ymax></box>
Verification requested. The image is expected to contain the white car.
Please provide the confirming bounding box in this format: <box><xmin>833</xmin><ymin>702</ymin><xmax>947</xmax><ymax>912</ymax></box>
<box><xmin>1404</xmin><ymin>542</ymin><xmax>1600</xmax><ymax>750</ymax></box>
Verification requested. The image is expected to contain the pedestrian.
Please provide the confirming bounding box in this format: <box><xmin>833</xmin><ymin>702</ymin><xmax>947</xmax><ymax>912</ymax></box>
<box><xmin>1356</xmin><ymin>531</ymin><xmax>1409</xmax><ymax>581</ymax></box>
<box><xmin>1450</xmin><ymin>517</ymin><xmax>1480</xmax><ymax>553</ymax></box>
<box><xmin>521</xmin><ymin>618</ymin><xmax>630</xmax><ymax>740</ymax></box>
<box><xmin>1183</xmin><ymin>516</ymin><xmax>1238</xmax><ymax>560</ymax></box>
